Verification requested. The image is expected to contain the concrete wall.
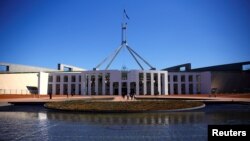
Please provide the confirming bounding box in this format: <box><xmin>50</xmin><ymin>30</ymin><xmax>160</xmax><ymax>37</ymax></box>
<box><xmin>0</xmin><ymin>73</ymin><xmax>39</xmax><ymax>94</ymax></box>
<box><xmin>0</xmin><ymin>72</ymin><xmax>48</xmax><ymax>95</ymax></box>
<box><xmin>200</xmin><ymin>72</ymin><xmax>212</xmax><ymax>94</ymax></box>
<box><xmin>211</xmin><ymin>71</ymin><xmax>250</xmax><ymax>93</ymax></box>
<box><xmin>0</xmin><ymin>62</ymin><xmax>56</xmax><ymax>72</ymax></box>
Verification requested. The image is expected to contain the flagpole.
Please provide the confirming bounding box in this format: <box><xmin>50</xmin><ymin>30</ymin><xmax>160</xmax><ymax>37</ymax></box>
<box><xmin>122</xmin><ymin>10</ymin><xmax>126</xmax><ymax>45</ymax></box>
<box><xmin>94</xmin><ymin>9</ymin><xmax>156</xmax><ymax>70</ymax></box>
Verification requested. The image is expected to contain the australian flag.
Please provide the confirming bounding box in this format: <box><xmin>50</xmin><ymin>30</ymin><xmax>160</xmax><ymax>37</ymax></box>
<box><xmin>124</xmin><ymin>9</ymin><xmax>130</xmax><ymax>20</ymax></box>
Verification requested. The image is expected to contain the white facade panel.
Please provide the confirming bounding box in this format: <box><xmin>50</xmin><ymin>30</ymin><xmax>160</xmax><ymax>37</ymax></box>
<box><xmin>38</xmin><ymin>72</ymin><xmax>49</xmax><ymax>95</ymax></box>
<box><xmin>168</xmin><ymin>72</ymin><xmax>211</xmax><ymax>95</ymax></box>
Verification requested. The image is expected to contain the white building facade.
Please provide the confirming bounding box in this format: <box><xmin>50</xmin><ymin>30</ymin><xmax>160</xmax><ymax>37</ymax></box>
<box><xmin>168</xmin><ymin>72</ymin><xmax>211</xmax><ymax>95</ymax></box>
<box><xmin>0</xmin><ymin>68</ymin><xmax>213</xmax><ymax>95</ymax></box>
<box><xmin>0</xmin><ymin>64</ymin><xmax>214</xmax><ymax>95</ymax></box>
<box><xmin>47</xmin><ymin>70</ymin><xmax>168</xmax><ymax>96</ymax></box>
<box><xmin>45</xmin><ymin>70</ymin><xmax>213</xmax><ymax>96</ymax></box>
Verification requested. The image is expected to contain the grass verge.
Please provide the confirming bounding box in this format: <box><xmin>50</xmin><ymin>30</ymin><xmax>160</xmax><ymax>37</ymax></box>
<box><xmin>44</xmin><ymin>100</ymin><xmax>204</xmax><ymax>112</ymax></box>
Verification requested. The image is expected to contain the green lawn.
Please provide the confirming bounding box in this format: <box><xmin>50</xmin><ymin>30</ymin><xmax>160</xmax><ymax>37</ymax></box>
<box><xmin>44</xmin><ymin>99</ymin><xmax>204</xmax><ymax>112</ymax></box>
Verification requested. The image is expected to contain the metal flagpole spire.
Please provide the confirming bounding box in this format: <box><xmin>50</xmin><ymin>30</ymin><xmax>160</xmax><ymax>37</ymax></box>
<box><xmin>93</xmin><ymin>10</ymin><xmax>156</xmax><ymax>70</ymax></box>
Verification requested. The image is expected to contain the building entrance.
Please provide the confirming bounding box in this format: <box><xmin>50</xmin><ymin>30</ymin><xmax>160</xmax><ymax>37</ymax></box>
<box><xmin>122</xmin><ymin>82</ymin><xmax>127</xmax><ymax>95</ymax></box>
<box><xmin>113</xmin><ymin>82</ymin><xmax>119</xmax><ymax>95</ymax></box>
<box><xmin>130</xmin><ymin>82</ymin><xmax>136</xmax><ymax>95</ymax></box>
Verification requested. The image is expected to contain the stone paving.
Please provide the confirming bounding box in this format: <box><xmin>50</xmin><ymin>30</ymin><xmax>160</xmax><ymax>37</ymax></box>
<box><xmin>0</xmin><ymin>94</ymin><xmax>250</xmax><ymax>106</ymax></box>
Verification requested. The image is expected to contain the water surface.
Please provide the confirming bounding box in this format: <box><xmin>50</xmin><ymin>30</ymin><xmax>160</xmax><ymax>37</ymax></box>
<box><xmin>0</xmin><ymin>104</ymin><xmax>250</xmax><ymax>141</ymax></box>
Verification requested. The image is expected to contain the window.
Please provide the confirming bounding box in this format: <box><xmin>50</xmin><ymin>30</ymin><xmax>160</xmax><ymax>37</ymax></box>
<box><xmin>181</xmin><ymin>75</ymin><xmax>185</xmax><ymax>82</ymax></box>
<box><xmin>56</xmin><ymin>76</ymin><xmax>60</xmax><ymax>82</ymax></box>
<box><xmin>168</xmin><ymin>84</ymin><xmax>170</xmax><ymax>94</ymax></box>
<box><xmin>174</xmin><ymin>84</ymin><xmax>178</xmax><ymax>94</ymax></box>
<box><xmin>139</xmin><ymin>80</ymin><xmax>143</xmax><ymax>95</ymax></box>
<box><xmin>146</xmin><ymin>73</ymin><xmax>151</xmax><ymax>95</ymax></box>
<box><xmin>180</xmin><ymin>66</ymin><xmax>186</xmax><ymax>71</ymax></box>
<box><xmin>196</xmin><ymin>75</ymin><xmax>201</xmax><ymax>83</ymax></box>
<box><xmin>79</xmin><ymin>76</ymin><xmax>81</xmax><ymax>82</ymax></box>
<box><xmin>63</xmin><ymin>67</ymin><xmax>72</xmax><ymax>71</ymax></box>
<box><xmin>188</xmin><ymin>75</ymin><xmax>193</xmax><ymax>82</ymax></box>
<box><xmin>64</xmin><ymin>76</ymin><xmax>68</xmax><ymax>82</ymax></box>
<box><xmin>0</xmin><ymin>65</ymin><xmax>9</xmax><ymax>72</ymax></box>
<box><xmin>154</xmin><ymin>73</ymin><xmax>158</xmax><ymax>84</ymax></box>
<box><xmin>79</xmin><ymin>84</ymin><xmax>81</xmax><ymax>95</ymax></box>
<box><xmin>91</xmin><ymin>75</ymin><xmax>95</xmax><ymax>94</ymax></box>
<box><xmin>113</xmin><ymin>82</ymin><xmax>119</xmax><ymax>95</ymax></box>
<box><xmin>173</xmin><ymin>75</ymin><xmax>178</xmax><ymax>82</ymax></box>
<box><xmin>63</xmin><ymin>84</ymin><xmax>68</xmax><ymax>95</ymax></box>
<box><xmin>71</xmin><ymin>84</ymin><xmax>75</xmax><ymax>95</ymax></box>
<box><xmin>49</xmin><ymin>76</ymin><xmax>53</xmax><ymax>82</ymax></box>
<box><xmin>197</xmin><ymin>83</ymin><xmax>201</xmax><ymax>94</ymax></box>
<box><xmin>105</xmin><ymin>82</ymin><xmax>110</xmax><ymax>95</ymax></box>
<box><xmin>139</xmin><ymin>73</ymin><xmax>143</xmax><ymax>81</ymax></box>
<box><xmin>104</xmin><ymin>73</ymin><xmax>110</xmax><ymax>95</ymax></box>
<box><xmin>242</xmin><ymin>64</ymin><xmax>250</xmax><ymax>71</ymax></box>
<box><xmin>91</xmin><ymin>75</ymin><xmax>95</xmax><ymax>85</ymax></box>
<box><xmin>86</xmin><ymin>75</ymin><xmax>89</xmax><ymax>95</ymax></box>
<box><xmin>71</xmin><ymin>75</ymin><xmax>76</xmax><ymax>82</ymax></box>
<box><xmin>105</xmin><ymin>73</ymin><xmax>110</xmax><ymax>83</ymax></box>
<box><xmin>98</xmin><ymin>73</ymin><xmax>102</xmax><ymax>83</ymax></box>
<box><xmin>48</xmin><ymin>84</ymin><xmax>52</xmax><ymax>94</ymax></box>
<box><xmin>181</xmin><ymin>84</ymin><xmax>186</xmax><ymax>94</ymax></box>
<box><xmin>56</xmin><ymin>84</ymin><xmax>60</xmax><ymax>94</ymax></box>
<box><xmin>161</xmin><ymin>74</ymin><xmax>164</xmax><ymax>94</ymax></box>
<box><xmin>189</xmin><ymin>84</ymin><xmax>193</xmax><ymax>94</ymax></box>
<box><xmin>121</xmin><ymin>71</ymin><xmax>128</xmax><ymax>80</ymax></box>
<box><xmin>146</xmin><ymin>73</ymin><xmax>151</xmax><ymax>81</ymax></box>
<box><xmin>122</xmin><ymin>82</ymin><xmax>127</xmax><ymax>87</ymax></box>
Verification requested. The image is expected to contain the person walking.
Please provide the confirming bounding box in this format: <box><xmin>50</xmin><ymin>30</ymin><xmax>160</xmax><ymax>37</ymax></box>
<box><xmin>130</xmin><ymin>92</ymin><xmax>133</xmax><ymax>100</ymax></box>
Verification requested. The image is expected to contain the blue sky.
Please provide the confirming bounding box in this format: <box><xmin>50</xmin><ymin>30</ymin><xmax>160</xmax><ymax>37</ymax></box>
<box><xmin>0</xmin><ymin>0</ymin><xmax>249</xmax><ymax>70</ymax></box>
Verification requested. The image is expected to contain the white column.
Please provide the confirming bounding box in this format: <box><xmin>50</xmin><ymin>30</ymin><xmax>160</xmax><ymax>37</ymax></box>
<box><xmin>143</xmin><ymin>72</ymin><xmax>147</xmax><ymax>95</ymax></box>
<box><xmin>136</xmin><ymin>73</ymin><xmax>139</xmax><ymax>95</ymax></box>
<box><xmin>88</xmin><ymin>75</ymin><xmax>91</xmax><ymax>95</ymax></box>
<box><xmin>193</xmin><ymin>83</ymin><xmax>197</xmax><ymax>94</ymax></box>
<box><xmin>38</xmin><ymin>72</ymin><xmax>49</xmax><ymax>95</ymax></box>
<box><xmin>127</xmin><ymin>82</ymin><xmax>130</xmax><ymax>95</ymax></box>
<box><xmin>68</xmin><ymin>75</ymin><xmax>71</xmax><ymax>95</ymax></box>
<box><xmin>102</xmin><ymin>73</ymin><xmax>105</xmax><ymax>95</ymax></box>
<box><xmin>75</xmin><ymin>76</ymin><xmax>79</xmax><ymax>95</ymax></box>
<box><xmin>150</xmin><ymin>73</ymin><xmax>154</xmax><ymax>95</ymax></box>
<box><xmin>82</xmin><ymin>74</ymin><xmax>86</xmax><ymax>95</ymax></box>
<box><xmin>178</xmin><ymin>75</ymin><xmax>182</xmax><ymax>95</ymax></box>
<box><xmin>158</xmin><ymin>73</ymin><xmax>161</xmax><ymax>95</ymax></box>
<box><xmin>136</xmin><ymin>81</ymin><xmax>139</xmax><ymax>95</ymax></box>
<box><xmin>163</xmin><ymin>72</ymin><xmax>168</xmax><ymax>95</ymax></box>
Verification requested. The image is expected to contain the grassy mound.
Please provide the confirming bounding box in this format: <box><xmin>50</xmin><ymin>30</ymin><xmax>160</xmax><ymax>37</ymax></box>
<box><xmin>44</xmin><ymin>100</ymin><xmax>204</xmax><ymax>112</ymax></box>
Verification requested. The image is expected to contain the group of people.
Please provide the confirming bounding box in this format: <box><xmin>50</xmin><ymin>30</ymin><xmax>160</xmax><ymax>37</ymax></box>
<box><xmin>122</xmin><ymin>91</ymin><xmax>135</xmax><ymax>100</ymax></box>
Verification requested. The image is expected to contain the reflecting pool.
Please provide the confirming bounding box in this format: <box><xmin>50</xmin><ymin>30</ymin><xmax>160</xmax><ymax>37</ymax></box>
<box><xmin>0</xmin><ymin>104</ymin><xmax>250</xmax><ymax>141</ymax></box>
